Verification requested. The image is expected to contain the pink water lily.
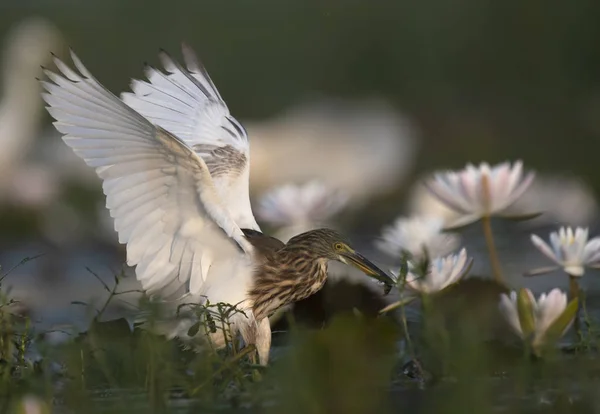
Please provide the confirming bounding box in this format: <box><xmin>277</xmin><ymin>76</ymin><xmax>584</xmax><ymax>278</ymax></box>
<box><xmin>424</xmin><ymin>161</ymin><xmax>535</xmax><ymax>228</ymax></box>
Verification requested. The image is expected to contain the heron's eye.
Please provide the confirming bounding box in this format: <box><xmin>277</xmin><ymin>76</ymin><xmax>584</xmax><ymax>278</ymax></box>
<box><xmin>334</xmin><ymin>243</ymin><xmax>344</xmax><ymax>251</ymax></box>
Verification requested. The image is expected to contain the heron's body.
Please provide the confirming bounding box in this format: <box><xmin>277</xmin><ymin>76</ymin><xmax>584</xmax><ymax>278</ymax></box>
<box><xmin>41</xmin><ymin>46</ymin><xmax>393</xmax><ymax>365</ymax></box>
<box><xmin>249</xmin><ymin>230</ymin><xmax>331</xmax><ymax>321</ymax></box>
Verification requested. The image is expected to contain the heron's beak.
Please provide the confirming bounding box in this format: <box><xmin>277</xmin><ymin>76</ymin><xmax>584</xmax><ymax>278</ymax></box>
<box><xmin>341</xmin><ymin>249</ymin><xmax>395</xmax><ymax>294</ymax></box>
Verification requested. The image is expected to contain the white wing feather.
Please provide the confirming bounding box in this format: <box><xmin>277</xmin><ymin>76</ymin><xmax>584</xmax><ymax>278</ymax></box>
<box><xmin>41</xmin><ymin>51</ymin><xmax>256</xmax><ymax>300</ymax></box>
<box><xmin>121</xmin><ymin>44</ymin><xmax>258</xmax><ymax>230</ymax></box>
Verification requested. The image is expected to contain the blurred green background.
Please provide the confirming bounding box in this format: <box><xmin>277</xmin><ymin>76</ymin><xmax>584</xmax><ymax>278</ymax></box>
<box><xmin>3</xmin><ymin>0</ymin><xmax>600</xmax><ymax>181</ymax></box>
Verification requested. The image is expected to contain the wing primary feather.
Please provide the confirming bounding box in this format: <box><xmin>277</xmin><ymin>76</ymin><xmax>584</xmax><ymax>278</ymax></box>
<box><xmin>225</xmin><ymin>116</ymin><xmax>248</xmax><ymax>142</ymax></box>
<box><xmin>140</xmin><ymin>66</ymin><xmax>197</xmax><ymax>105</ymax></box>
<box><xmin>128</xmin><ymin>81</ymin><xmax>191</xmax><ymax>114</ymax></box>
<box><xmin>181</xmin><ymin>42</ymin><xmax>224</xmax><ymax>102</ymax></box>
<box><xmin>157</xmin><ymin>49</ymin><xmax>215</xmax><ymax>103</ymax></box>
<box><xmin>220</xmin><ymin>125</ymin><xmax>237</xmax><ymax>139</ymax></box>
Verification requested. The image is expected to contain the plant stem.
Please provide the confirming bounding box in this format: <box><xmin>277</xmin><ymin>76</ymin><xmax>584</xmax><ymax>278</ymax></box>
<box><xmin>394</xmin><ymin>262</ymin><xmax>425</xmax><ymax>384</ymax></box>
<box><xmin>481</xmin><ymin>215</ymin><xmax>504</xmax><ymax>285</ymax></box>
<box><xmin>399</xmin><ymin>295</ymin><xmax>422</xmax><ymax>380</ymax></box>
<box><xmin>568</xmin><ymin>274</ymin><xmax>580</xmax><ymax>299</ymax></box>
<box><xmin>569</xmin><ymin>274</ymin><xmax>582</xmax><ymax>342</ymax></box>
<box><xmin>191</xmin><ymin>344</ymin><xmax>258</xmax><ymax>395</ymax></box>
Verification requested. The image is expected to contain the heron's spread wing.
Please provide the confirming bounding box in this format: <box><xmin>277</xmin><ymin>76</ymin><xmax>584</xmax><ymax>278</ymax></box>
<box><xmin>41</xmin><ymin>51</ymin><xmax>256</xmax><ymax>299</ymax></box>
<box><xmin>121</xmin><ymin>44</ymin><xmax>258</xmax><ymax>230</ymax></box>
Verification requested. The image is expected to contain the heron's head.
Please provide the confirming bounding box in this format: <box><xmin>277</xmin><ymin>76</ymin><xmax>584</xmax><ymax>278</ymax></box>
<box><xmin>288</xmin><ymin>228</ymin><xmax>395</xmax><ymax>289</ymax></box>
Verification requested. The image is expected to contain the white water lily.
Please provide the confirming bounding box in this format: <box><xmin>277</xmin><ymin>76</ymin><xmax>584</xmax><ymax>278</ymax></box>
<box><xmin>406</xmin><ymin>180</ymin><xmax>462</xmax><ymax>227</ymax></box>
<box><xmin>394</xmin><ymin>248</ymin><xmax>472</xmax><ymax>294</ymax></box>
<box><xmin>512</xmin><ymin>174</ymin><xmax>598</xmax><ymax>227</ymax></box>
<box><xmin>256</xmin><ymin>180</ymin><xmax>348</xmax><ymax>244</ymax></box>
<box><xmin>530</xmin><ymin>227</ymin><xmax>600</xmax><ymax>277</ymax></box>
<box><xmin>376</xmin><ymin>215</ymin><xmax>460</xmax><ymax>260</ymax></box>
<box><xmin>499</xmin><ymin>288</ymin><xmax>575</xmax><ymax>347</ymax></box>
<box><xmin>256</xmin><ymin>180</ymin><xmax>348</xmax><ymax>228</ymax></box>
<box><xmin>424</xmin><ymin>160</ymin><xmax>535</xmax><ymax>228</ymax></box>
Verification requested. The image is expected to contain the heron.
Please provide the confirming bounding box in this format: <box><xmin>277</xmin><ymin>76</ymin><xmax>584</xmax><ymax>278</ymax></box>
<box><xmin>40</xmin><ymin>45</ymin><xmax>394</xmax><ymax>365</ymax></box>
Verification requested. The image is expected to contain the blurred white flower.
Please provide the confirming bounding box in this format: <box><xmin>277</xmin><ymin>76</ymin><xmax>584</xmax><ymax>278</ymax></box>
<box><xmin>246</xmin><ymin>98</ymin><xmax>418</xmax><ymax>205</ymax></box>
<box><xmin>1</xmin><ymin>18</ymin><xmax>63</xmax><ymax>160</ymax></box>
<box><xmin>424</xmin><ymin>160</ymin><xmax>535</xmax><ymax>227</ymax></box>
<box><xmin>394</xmin><ymin>248</ymin><xmax>471</xmax><ymax>294</ymax></box>
<box><xmin>0</xmin><ymin>18</ymin><xmax>64</xmax><ymax>202</ymax></box>
<box><xmin>512</xmin><ymin>174</ymin><xmax>598</xmax><ymax>227</ymax></box>
<box><xmin>15</xmin><ymin>394</ymin><xmax>49</xmax><ymax>414</ymax></box>
<box><xmin>256</xmin><ymin>180</ymin><xmax>348</xmax><ymax>235</ymax></box>
<box><xmin>406</xmin><ymin>180</ymin><xmax>461</xmax><ymax>227</ymax></box>
<box><xmin>499</xmin><ymin>288</ymin><xmax>575</xmax><ymax>347</ymax></box>
<box><xmin>529</xmin><ymin>227</ymin><xmax>600</xmax><ymax>277</ymax></box>
<box><xmin>7</xmin><ymin>164</ymin><xmax>59</xmax><ymax>208</ymax></box>
<box><xmin>376</xmin><ymin>215</ymin><xmax>460</xmax><ymax>260</ymax></box>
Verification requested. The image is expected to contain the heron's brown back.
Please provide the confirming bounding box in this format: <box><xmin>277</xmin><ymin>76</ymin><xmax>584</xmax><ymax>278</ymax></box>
<box><xmin>244</xmin><ymin>231</ymin><xmax>329</xmax><ymax>321</ymax></box>
<box><xmin>242</xmin><ymin>228</ymin><xmax>285</xmax><ymax>262</ymax></box>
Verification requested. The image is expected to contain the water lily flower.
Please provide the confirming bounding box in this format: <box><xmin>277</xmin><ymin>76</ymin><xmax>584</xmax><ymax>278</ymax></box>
<box><xmin>394</xmin><ymin>248</ymin><xmax>472</xmax><ymax>294</ymax></box>
<box><xmin>376</xmin><ymin>215</ymin><xmax>460</xmax><ymax>260</ymax></box>
<box><xmin>406</xmin><ymin>180</ymin><xmax>462</xmax><ymax>227</ymax></box>
<box><xmin>529</xmin><ymin>227</ymin><xmax>600</xmax><ymax>277</ymax></box>
<box><xmin>512</xmin><ymin>174</ymin><xmax>598</xmax><ymax>227</ymax></box>
<box><xmin>256</xmin><ymin>181</ymin><xmax>348</xmax><ymax>241</ymax></box>
<box><xmin>499</xmin><ymin>288</ymin><xmax>577</xmax><ymax>351</ymax></box>
<box><xmin>424</xmin><ymin>160</ymin><xmax>535</xmax><ymax>228</ymax></box>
